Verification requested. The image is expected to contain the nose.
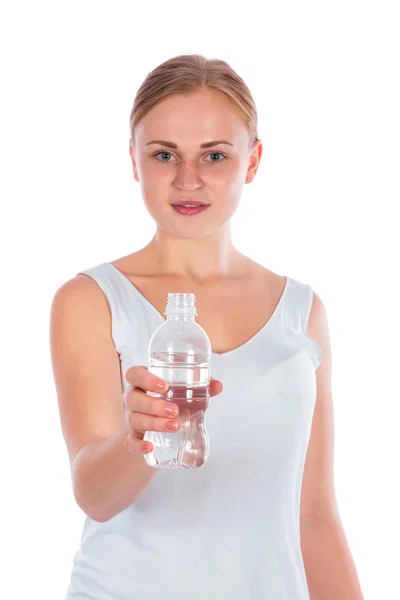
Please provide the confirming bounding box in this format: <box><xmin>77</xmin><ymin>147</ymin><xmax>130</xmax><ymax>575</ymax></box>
<box><xmin>173</xmin><ymin>160</ymin><xmax>203</xmax><ymax>192</ymax></box>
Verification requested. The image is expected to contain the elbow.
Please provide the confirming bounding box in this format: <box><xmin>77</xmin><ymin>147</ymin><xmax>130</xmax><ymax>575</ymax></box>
<box><xmin>72</xmin><ymin>476</ymin><xmax>114</xmax><ymax>523</ymax></box>
<box><xmin>72</xmin><ymin>476</ymin><xmax>135</xmax><ymax>523</ymax></box>
<box><xmin>74</xmin><ymin>491</ymin><xmax>116</xmax><ymax>523</ymax></box>
<box><xmin>71</xmin><ymin>450</ymin><xmax>116</xmax><ymax>523</ymax></box>
<box><xmin>88</xmin><ymin>511</ymin><xmax>113</xmax><ymax>524</ymax></box>
<box><xmin>75</xmin><ymin>496</ymin><xmax>139</xmax><ymax>523</ymax></box>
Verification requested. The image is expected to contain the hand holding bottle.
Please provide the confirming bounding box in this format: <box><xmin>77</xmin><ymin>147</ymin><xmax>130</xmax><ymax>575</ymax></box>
<box><xmin>123</xmin><ymin>365</ymin><xmax>223</xmax><ymax>456</ymax></box>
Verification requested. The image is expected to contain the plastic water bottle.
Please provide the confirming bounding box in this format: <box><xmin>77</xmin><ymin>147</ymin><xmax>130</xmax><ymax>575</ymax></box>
<box><xmin>143</xmin><ymin>293</ymin><xmax>212</xmax><ymax>470</ymax></box>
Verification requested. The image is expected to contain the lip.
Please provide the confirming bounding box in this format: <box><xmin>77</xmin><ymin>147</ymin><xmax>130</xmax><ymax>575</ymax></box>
<box><xmin>171</xmin><ymin>201</ymin><xmax>210</xmax><ymax>207</ymax></box>
<box><xmin>171</xmin><ymin>204</ymin><xmax>210</xmax><ymax>216</ymax></box>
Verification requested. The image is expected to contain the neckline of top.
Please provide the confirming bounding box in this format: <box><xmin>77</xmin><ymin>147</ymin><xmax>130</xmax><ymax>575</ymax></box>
<box><xmin>104</xmin><ymin>262</ymin><xmax>291</xmax><ymax>359</ymax></box>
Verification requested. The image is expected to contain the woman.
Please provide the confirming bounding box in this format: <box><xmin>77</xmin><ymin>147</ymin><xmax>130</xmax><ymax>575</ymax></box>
<box><xmin>50</xmin><ymin>54</ymin><xmax>363</xmax><ymax>599</ymax></box>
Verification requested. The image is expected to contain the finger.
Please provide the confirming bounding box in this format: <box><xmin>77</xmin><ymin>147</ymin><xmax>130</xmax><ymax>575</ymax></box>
<box><xmin>124</xmin><ymin>432</ymin><xmax>154</xmax><ymax>455</ymax></box>
<box><xmin>125</xmin><ymin>365</ymin><xmax>168</xmax><ymax>394</ymax></box>
<box><xmin>125</xmin><ymin>387</ymin><xmax>179</xmax><ymax>419</ymax></box>
<box><xmin>210</xmin><ymin>378</ymin><xmax>223</xmax><ymax>396</ymax></box>
<box><xmin>129</xmin><ymin>410</ymin><xmax>180</xmax><ymax>436</ymax></box>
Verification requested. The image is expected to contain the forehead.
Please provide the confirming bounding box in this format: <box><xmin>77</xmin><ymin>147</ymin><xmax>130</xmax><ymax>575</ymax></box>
<box><xmin>135</xmin><ymin>88</ymin><xmax>248</xmax><ymax>145</ymax></box>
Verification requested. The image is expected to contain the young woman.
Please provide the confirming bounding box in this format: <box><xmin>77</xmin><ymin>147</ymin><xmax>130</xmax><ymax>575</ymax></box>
<box><xmin>50</xmin><ymin>54</ymin><xmax>363</xmax><ymax>599</ymax></box>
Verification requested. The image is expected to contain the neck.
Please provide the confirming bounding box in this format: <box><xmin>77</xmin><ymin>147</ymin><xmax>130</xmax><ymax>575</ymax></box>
<box><xmin>143</xmin><ymin>225</ymin><xmax>245</xmax><ymax>284</ymax></box>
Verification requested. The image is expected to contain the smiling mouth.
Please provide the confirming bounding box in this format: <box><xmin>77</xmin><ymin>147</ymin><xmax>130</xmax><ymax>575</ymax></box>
<box><xmin>171</xmin><ymin>203</ymin><xmax>210</xmax><ymax>215</ymax></box>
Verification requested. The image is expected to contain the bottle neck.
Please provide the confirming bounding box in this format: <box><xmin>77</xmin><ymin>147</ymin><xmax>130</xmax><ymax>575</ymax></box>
<box><xmin>166</xmin><ymin>314</ymin><xmax>195</xmax><ymax>322</ymax></box>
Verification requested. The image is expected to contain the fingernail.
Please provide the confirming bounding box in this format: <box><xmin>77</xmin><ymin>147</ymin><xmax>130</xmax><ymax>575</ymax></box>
<box><xmin>164</xmin><ymin>405</ymin><xmax>178</xmax><ymax>417</ymax></box>
<box><xmin>165</xmin><ymin>420</ymin><xmax>179</xmax><ymax>431</ymax></box>
<box><xmin>154</xmin><ymin>381</ymin><xmax>167</xmax><ymax>391</ymax></box>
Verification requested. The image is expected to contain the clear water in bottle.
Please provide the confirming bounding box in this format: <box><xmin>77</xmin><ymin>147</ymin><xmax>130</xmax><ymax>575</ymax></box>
<box><xmin>143</xmin><ymin>293</ymin><xmax>212</xmax><ymax>470</ymax></box>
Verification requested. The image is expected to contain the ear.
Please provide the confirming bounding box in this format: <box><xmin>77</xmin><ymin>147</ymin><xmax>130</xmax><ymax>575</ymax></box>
<box><xmin>245</xmin><ymin>138</ymin><xmax>263</xmax><ymax>184</ymax></box>
<box><xmin>129</xmin><ymin>140</ymin><xmax>139</xmax><ymax>182</ymax></box>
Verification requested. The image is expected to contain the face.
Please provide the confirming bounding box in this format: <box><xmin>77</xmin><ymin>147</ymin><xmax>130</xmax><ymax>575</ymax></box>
<box><xmin>129</xmin><ymin>88</ymin><xmax>262</xmax><ymax>239</ymax></box>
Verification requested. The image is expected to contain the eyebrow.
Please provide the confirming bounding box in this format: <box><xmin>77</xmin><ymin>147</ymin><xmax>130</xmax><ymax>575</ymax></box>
<box><xmin>145</xmin><ymin>140</ymin><xmax>234</xmax><ymax>149</ymax></box>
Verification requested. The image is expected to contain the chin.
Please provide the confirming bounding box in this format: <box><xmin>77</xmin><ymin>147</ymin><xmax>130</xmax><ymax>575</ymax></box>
<box><xmin>150</xmin><ymin>205</ymin><xmax>236</xmax><ymax>238</ymax></box>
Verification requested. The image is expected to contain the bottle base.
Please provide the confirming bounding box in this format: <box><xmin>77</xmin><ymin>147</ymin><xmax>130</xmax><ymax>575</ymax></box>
<box><xmin>145</xmin><ymin>454</ymin><xmax>208</xmax><ymax>470</ymax></box>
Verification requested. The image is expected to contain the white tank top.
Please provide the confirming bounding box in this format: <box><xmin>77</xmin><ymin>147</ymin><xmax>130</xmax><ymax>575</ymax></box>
<box><xmin>65</xmin><ymin>262</ymin><xmax>322</xmax><ymax>600</ymax></box>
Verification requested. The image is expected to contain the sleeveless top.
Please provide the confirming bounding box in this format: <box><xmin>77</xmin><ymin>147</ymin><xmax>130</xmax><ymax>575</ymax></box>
<box><xmin>65</xmin><ymin>261</ymin><xmax>322</xmax><ymax>600</ymax></box>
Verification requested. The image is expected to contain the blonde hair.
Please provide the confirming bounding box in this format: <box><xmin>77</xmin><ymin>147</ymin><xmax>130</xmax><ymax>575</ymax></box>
<box><xmin>129</xmin><ymin>54</ymin><xmax>258</xmax><ymax>147</ymax></box>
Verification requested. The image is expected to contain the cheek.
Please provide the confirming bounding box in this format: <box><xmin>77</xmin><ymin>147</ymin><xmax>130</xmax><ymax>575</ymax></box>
<box><xmin>212</xmin><ymin>168</ymin><xmax>246</xmax><ymax>197</ymax></box>
<box><xmin>139</xmin><ymin>163</ymin><xmax>170</xmax><ymax>195</ymax></box>
<box><xmin>138</xmin><ymin>156</ymin><xmax>168</xmax><ymax>178</ymax></box>
<box><xmin>212</xmin><ymin>158</ymin><xmax>246</xmax><ymax>185</ymax></box>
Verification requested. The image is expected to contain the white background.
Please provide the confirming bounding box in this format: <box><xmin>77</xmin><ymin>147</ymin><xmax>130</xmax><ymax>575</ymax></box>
<box><xmin>1</xmin><ymin>1</ymin><xmax>398</xmax><ymax>598</ymax></box>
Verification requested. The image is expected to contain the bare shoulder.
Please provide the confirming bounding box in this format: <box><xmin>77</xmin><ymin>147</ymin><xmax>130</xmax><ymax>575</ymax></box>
<box><xmin>52</xmin><ymin>271</ymin><xmax>108</xmax><ymax>299</ymax></box>
<box><xmin>307</xmin><ymin>290</ymin><xmax>332</xmax><ymax>371</ymax></box>
<box><xmin>50</xmin><ymin>272</ymin><xmax>115</xmax><ymax>340</ymax></box>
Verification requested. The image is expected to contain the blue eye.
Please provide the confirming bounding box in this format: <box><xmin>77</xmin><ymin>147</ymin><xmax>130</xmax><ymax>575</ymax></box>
<box><xmin>206</xmin><ymin>152</ymin><xmax>226</xmax><ymax>162</ymax></box>
<box><xmin>153</xmin><ymin>151</ymin><xmax>226</xmax><ymax>163</ymax></box>
<box><xmin>154</xmin><ymin>151</ymin><xmax>176</xmax><ymax>162</ymax></box>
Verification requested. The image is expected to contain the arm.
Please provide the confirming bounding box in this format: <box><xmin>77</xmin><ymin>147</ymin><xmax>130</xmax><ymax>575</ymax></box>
<box><xmin>300</xmin><ymin>291</ymin><xmax>364</xmax><ymax>599</ymax></box>
<box><xmin>49</xmin><ymin>275</ymin><xmax>157</xmax><ymax>522</ymax></box>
